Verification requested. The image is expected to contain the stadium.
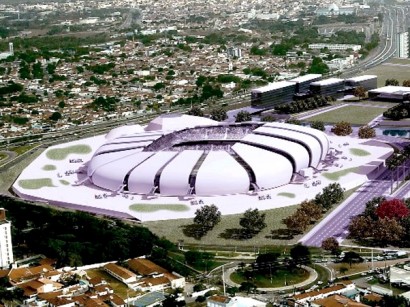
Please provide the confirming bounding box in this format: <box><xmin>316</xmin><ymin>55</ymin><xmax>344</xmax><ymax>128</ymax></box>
<box><xmin>87</xmin><ymin>114</ymin><xmax>329</xmax><ymax>197</ymax></box>
<box><xmin>12</xmin><ymin>113</ymin><xmax>393</xmax><ymax>221</ymax></box>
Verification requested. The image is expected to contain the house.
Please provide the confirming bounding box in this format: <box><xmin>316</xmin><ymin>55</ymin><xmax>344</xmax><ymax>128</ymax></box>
<box><xmin>127</xmin><ymin>258</ymin><xmax>185</xmax><ymax>290</ymax></box>
<box><xmin>207</xmin><ymin>295</ymin><xmax>266</xmax><ymax>307</ymax></box>
<box><xmin>47</xmin><ymin>297</ymin><xmax>76</xmax><ymax>307</ymax></box>
<box><xmin>288</xmin><ymin>282</ymin><xmax>356</xmax><ymax>306</ymax></box>
<box><xmin>17</xmin><ymin>278</ymin><xmax>64</xmax><ymax>296</ymax></box>
<box><xmin>103</xmin><ymin>263</ymin><xmax>137</xmax><ymax>284</ymax></box>
<box><xmin>311</xmin><ymin>294</ymin><xmax>370</xmax><ymax>306</ymax></box>
<box><xmin>8</xmin><ymin>264</ymin><xmax>54</xmax><ymax>284</ymax></box>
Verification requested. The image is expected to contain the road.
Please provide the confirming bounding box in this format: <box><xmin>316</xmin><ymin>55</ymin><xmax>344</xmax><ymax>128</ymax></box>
<box><xmin>341</xmin><ymin>5</ymin><xmax>404</xmax><ymax>78</ymax></box>
<box><xmin>301</xmin><ymin>168</ymin><xmax>392</xmax><ymax>247</ymax></box>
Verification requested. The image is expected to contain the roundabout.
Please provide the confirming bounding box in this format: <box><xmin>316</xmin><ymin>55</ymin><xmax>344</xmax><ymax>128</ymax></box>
<box><xmin>224</xmin><ymin>264</ymin><xmax>318</xmax><ymax>292</ymax></box>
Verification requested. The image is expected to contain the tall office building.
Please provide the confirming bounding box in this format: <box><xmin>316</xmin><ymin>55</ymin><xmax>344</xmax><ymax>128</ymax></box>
<box><xmin>0</xmin><ymin>209</ymin><xmax>13</xmax><ymax>269</ymax></box>
<box><xmin>397</xmin><ymin>32</ymin><xmax>409</xmax><ymax>58</ymax></box>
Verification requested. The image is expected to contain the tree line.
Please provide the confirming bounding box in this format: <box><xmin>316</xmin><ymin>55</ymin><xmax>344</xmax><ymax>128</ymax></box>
<box><xmin>348</xmin><ymin>197</ymin><xmax>410</xmax><ymax>247</ymax></box>
<box><xmin>275</xmin><ymin>95</ymin><xmax>334</xmax><ymax>114</ymax></box>
<box><xmin>0</xmin><ymin>195</ymin><xmax>173</xmax><ymax>268</ymax></box>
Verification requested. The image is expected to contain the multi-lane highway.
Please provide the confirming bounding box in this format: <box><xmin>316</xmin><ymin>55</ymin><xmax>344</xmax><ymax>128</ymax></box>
<box><xmin>300</xmin><ymin>168</ymin><xmax>392</xmax><ymax>247</ymax></box>
<box><xmin>341</xmin><ymin>5</ymin><xmax>409</xmax><ymax>77</ymax></box>
<box><xmin>301</xmin><ymin>138</ymin><xmax>410</xmax><ymax>247</ymax></box>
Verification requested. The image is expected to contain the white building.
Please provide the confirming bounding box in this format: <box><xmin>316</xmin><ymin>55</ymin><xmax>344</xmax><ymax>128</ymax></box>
<box><xmin>308</xmin><ymin>43</ymin><xmax>361</xmax><ymax>52</ymax></box>
<box><xmin>0</xmin><ymin>208</ymin><xmax>13</xmax><ymax>269</ymax></box>
<box><xmin>397</xmin><ymin>32</ymin><xmax>409</xmax><ymax>58</ymax></box>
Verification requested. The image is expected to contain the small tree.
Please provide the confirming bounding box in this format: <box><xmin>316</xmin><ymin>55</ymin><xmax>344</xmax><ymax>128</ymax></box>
<box><xmin>187</xmin><ymin>106</ymin><xmax>204</xmax><ymax>117</ymax></box>
<box><xmin>261</xmin><ymin>114</ymin><xmax>276</xmax><ymax>122</ymax></box>
<box><xmin>358</xmin><ymin>125</ymin><xmax>376</xmax><ymax>139</ymax></box>
<box><xmin>290</xmin><ymin>244</ymin><xmax>311</xmax><ymax>266</ymax></box>
<box><xmin>353</xmin><ymin>86</ymin><xmax>367</xmax><ymax>101</ymax></box>
<box><xmin>385</xmin><ymin>78</ymin><xmax>399</xmax><ymax>86</ymax></box>
<box><xmin>49</xmin><ymin>111</ymin><xmax>62</xmax><ymax>121</ymax></box>
<box><xmin>210</xmin><ymin>107</ymin><xmax>227</xmax><ymax>121</ymax></box>
<box><xmin>283</xmin><ymin>211</ymin><xmax>310</xmax><ymax>234</ymax></box>
<box><xmin>239</xmin><ymin>208</ymin><xmax>267</xmax><ymax>236</ymax></box>
<box><xmin>331</xmin><ymin>121</ymin><xmax>352</xmax><ymax>136</ymax></box>
<box><xmin>235</xmin><ymin>110</ymin><xmax>252</xmax><ymax>122</ymax></box>
<box><xmin>321</xmin><ymin>237</ymin><xmax>340</xmax><ymax>255</ymax></box>
<box><xmin>315</xmin><ymin>183</ymin><xmax>344</xmax><ymax>211</ymax></box>
<box><xmin>310</xmin><ymin>120</ymin><xmax>325</xmax><ymax>131</ymax></box>
<box><xmin>339</xmin><ymin>266</ymin><xmax>348</xmax><ymax>275</ymax></box>
<box><xmin>348</xmin><ymin>215</ymin><xmax>374</xmax><ymax>240</ymax></box>
<box><xmin>403</xmin><ymin>80</ymin><xmax>410</xmax><ymax>87</ymax></box>
<box><xmin>299</xmin><ymin>200</ymin><xmax>323</xmax><ymax>221</ymax></box>
<box><xmin>376</xmin><ymin>199</ymin><xmax>409</xmax><ymax>220</ymax></box>
<box><xmin>193</xmin><ymin>204</ymin><xmax>221</xmax><ymax>233</ymax></box>
<box><xmin>342</xmin><ymin>251</ymin><xmax>363</xmax><ymax>268</ymax></box>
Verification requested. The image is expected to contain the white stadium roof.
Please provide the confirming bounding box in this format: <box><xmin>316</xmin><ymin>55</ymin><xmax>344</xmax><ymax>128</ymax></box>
<box><xmin>84</xmin><ymin>116</ymin><xmax>329</xmax><ymax>196</ymax></box>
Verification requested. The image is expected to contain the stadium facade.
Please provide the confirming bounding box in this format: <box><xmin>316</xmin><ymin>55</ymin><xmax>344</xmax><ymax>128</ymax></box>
<box><xmin>87</xmin><ymin>114</ymin><xmax>329</xmax><ymax>197</ymax></box>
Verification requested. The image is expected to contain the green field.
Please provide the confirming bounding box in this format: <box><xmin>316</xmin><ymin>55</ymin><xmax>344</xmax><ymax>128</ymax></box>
<box><xmin>304</xmin><ymin>105</ymin><xmax>384</xmax><ymax>125</ymax></box>
<box><xmin>230</xmin><ymin>267</ymin><xmax>309</xmax><ymax>288</ymax></box>
<box><xmin>145</xmin><ymin>205</ymin><xmax>300</xmax><ymax>247</ymax></box>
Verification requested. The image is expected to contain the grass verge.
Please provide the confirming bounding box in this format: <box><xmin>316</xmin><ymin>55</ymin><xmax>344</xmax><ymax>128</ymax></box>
<box><xmin>304</xmin><ymin>105</ymin><xmax>384</xmax><ymax>125</ymax></box>
<box><xmin>277</xmin><ymin>192</ymin><xmax>296</xmax><ymax>198</ymax></box>
<box><xmin>349</xmin><ymin>148</ymin><xmax>370</xmax><ymax>156</ymax></box>
<box><xmin>322</xmin><ymin>167</ymin><xmax>358</xmax><ymax>181</ymax></box>
<box><xmin>42</xmin><ymin>164</ymin><xmax>57</xmax><ymax>171</ymax></box>
<box><xmin>129</xmin><ymin>204</ymin><xmax>190</xmax><ymax>212</ymax></box>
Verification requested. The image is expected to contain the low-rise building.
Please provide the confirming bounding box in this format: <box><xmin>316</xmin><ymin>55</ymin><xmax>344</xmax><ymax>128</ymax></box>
<box><xmin>103</xmin><ymin>263</ymin><xmax>137</xmax><ymax>284</ymax></box>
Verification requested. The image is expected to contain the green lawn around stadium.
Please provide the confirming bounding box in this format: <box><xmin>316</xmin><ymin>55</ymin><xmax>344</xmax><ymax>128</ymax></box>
<box><xmin>46</xmin><ymin>144</ymin><xmax>92</xmax><ymax>160</ymax></box>
<box><xmin>18</xmin><ymin>178</ymin><xmax>55</xmax><ymax>189</ymax></box>
<box><xmin>304</xmin><ymin>105</ymin><xmax>384</xmax><ymax>125</ymax></box>
<box><xmin>130</xmin><ymin>204</ymin><xmax>190</xmax><ymax>212</ymax></box>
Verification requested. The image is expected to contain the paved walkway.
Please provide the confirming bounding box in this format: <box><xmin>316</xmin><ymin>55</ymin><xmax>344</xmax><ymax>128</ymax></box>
<box><xmin>223</xmin><ymin>265</ymin><xmax>318</xmax><ymax>292</ymax></box>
